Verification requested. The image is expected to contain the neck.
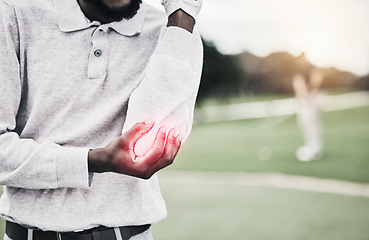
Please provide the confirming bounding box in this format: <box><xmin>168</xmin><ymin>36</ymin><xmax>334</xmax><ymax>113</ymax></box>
<box><xmin>77</xmin><ymin>0</ymin><xmax>113</xmax><ymax>24</ymax></box>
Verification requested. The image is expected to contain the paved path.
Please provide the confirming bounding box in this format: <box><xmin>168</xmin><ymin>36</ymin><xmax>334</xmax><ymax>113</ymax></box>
<box><xmin>159</xmin><ymin>170</ymin><xmax>369</xmax><ymax>198</ymax></box>
<box><xmin>195</xmin><ymin>91</ymin><xmax>369</xmax><ymax>123</ymax></box>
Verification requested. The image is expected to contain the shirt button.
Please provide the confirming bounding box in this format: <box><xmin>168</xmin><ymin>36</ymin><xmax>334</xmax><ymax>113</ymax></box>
<box><xmin>94</xmin><ymin>49</ymin><xmax>102</xmax><ymax>57</ymax></box>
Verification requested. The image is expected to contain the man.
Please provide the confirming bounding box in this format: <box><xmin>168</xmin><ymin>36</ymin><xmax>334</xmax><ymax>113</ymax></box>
<box><xmin>292</xmin><ymin>69</ymin><xmax>324</xmax><ymax>162</ymax></box>
<box><xmin>0</xmin><ymin>0</ymin><xmax>203</xmax><ymax>239</ymax></box>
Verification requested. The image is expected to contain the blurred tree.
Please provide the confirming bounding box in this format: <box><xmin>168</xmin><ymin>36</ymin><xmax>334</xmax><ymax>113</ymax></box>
<box><xmin>354</xmin><ymin>74</ymin><xmax>369</xmax><ymax>90</ymax></box>
<box><xmin>197</xmin><ymin>39</ymin><xmax>362</xmax><ymax>104</ymax></box>
<box><xmin>197</xmin><ymin>39</ymin><xmax>246</xmax><ymax>104</ymax></box>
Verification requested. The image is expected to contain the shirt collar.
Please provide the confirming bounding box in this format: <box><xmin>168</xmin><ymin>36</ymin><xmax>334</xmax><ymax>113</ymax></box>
<box><xmin>53</xmin><ymin>0</ymin><xmax>146</xmax><ymax>36</ymax></box>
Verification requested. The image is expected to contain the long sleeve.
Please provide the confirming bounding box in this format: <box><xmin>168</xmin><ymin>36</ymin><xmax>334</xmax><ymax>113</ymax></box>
<box><xmin>0</xmin><ymin>2</ymin><xmax>91</xmax><ymax>190</ymax></box>
<box><xmin>122</xmin><ymin>26</ymin><xmax>203</xmax><ymax>156</ymax></box>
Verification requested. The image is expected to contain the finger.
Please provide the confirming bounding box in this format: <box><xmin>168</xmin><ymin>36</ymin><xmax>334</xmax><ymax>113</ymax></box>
<box><xmin>134</xmin><ymin>129</ymin><xmax>181</xmax><ymax>179</ymax></box>
<box><xmin>163</xmin><ymin>129</ymin><xmax>182</xmax><ymax>164</ymax></box>
<box><xmin>122</xmin><ymin>121</ymin><xmax>154</xmax><ymax>148</ymax></box>
<box><xmin>148</xmin><ymin>129</ymin><xmax>181</xmax><ymax>174</ymax></box>
<box><xmin>135</xmin><ymin>127</ymin><xmax>167</xmax><ymax>163</ymax></box>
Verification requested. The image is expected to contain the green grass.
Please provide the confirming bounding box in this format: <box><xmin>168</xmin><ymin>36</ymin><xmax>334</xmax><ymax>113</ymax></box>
<box><xmin>153</xmin><ymin>183</ymin><xmax>369</xmax><ymax>240</ymax></box>
<box><xmin>170</xmin><ymin>106</ymin><xmax>369</xmax><ymax>183</ymax></box>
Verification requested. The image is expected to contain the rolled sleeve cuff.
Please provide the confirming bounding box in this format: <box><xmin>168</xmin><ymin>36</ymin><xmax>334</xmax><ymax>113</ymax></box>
<box><xmin>55</xmin><ymin>147</ymin><xmax>92</xmax><ymax>189</ymax></box>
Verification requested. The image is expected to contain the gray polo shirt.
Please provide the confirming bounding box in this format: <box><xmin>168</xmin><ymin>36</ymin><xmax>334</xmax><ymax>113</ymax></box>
<box><xmin>0</xmin><ymin>0</ymin><xmax>202</xmax><ymax>231</ymax></box>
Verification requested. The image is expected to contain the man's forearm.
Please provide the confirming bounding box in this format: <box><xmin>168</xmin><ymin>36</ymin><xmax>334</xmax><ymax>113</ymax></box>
<box><xmin>167</xmin><ymin>10</ymin><xmax>195</xmax><ymax>33</ymax></box>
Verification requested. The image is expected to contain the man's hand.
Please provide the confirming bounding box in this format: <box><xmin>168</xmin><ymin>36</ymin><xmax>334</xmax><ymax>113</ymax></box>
<box><xmin>88</xmin><ymin>122</ymin><xmax>181</xmax><ymax>180</ymax></box>
<box><xmin>161</xmin><ymin>0</ymin><xmax>202</xmax><ymax>21</ymax></box>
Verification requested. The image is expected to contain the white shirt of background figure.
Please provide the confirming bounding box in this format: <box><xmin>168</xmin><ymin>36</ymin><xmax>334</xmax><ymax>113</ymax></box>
<box><xmin>293</xmin><ymin>68</ymin><xmax>324</xmax><ymax>162</ymax></box>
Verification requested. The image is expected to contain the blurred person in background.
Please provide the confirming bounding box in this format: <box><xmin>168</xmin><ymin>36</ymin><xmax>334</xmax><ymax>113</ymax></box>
<box><xmin>0</xmin><ymin>0</ymin><xmax>202</xmax><ymax>239</ymax></box>
<box><xmin>293</xmin><ymin>68</ymin><xmax>324</xmax><ymax>162</ymax></box>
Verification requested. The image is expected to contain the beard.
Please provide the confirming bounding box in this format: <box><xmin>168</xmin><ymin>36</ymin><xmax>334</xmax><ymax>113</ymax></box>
<box><xmin>84</xmin><ymin>0</ymin><xmax>142</xmax><ymax>22</ymax></box>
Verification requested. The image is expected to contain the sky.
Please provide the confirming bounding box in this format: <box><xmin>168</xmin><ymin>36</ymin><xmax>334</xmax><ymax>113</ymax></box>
<box><xmin>144</xmin><ymin>0</ymin><xmax>369</xmax><ymax>76</ymax></box>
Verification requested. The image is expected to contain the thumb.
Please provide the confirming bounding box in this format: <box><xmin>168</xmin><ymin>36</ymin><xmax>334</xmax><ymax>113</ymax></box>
<box><xmin>123</xmin><ymin>121</ymin><xmax>155</xmax><ymax>148</ymax></box>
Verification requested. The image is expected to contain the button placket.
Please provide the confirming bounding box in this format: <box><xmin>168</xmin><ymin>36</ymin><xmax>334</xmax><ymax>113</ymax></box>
<box><xmin>88</xmin><ymin>27</ymin><xmax>109</xmax><ymax>79</ymax></box>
